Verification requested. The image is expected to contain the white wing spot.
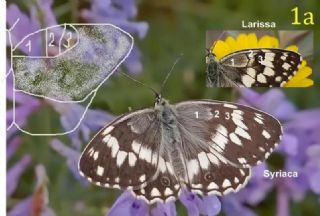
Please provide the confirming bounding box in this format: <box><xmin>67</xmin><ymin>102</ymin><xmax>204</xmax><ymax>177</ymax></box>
<box><xmin>116</xmin><ymin>151</ymin><xmax>128</xmax><ymax>167</ymax></box>
<box><xmin>187</xmin><ymin>159</ymin><xmax>200</xmax><ymax>181</ymax></box>
<box><xmin>151</xmin><ymin>188</ymin><xmax>161</xmax><ymax>197</ymax></box>
<box><xmin>206</xmin><ymin>153</ymin><xmax>220</xmax><ymax>166</ymax></box>
<box><xmin>232</xmin><ymin>112</ymin><xmax>248</xmax><ymax>130</ymax></box>
<box><xmin>88</xmin><ymin>147</ymin><xmax>95</xmax><ymax>157</ymax></box>
<box><xmin>265</xmin><ymin>152</ymin><xmax>271</xmax><ymax>158</ymax></box>
<box><xmin>222</xmin><ymin>179</ymin><xmax>231</xmax><ymax>188</ymax></box>
<box><xmin>207</xmin><ymin>182</ymin><xmax>219</xmax><ymax>190</ymax></box>
<box><xmin>265</xmin><ymin>52</ymin><xmax>275</xmax><ymax>61</ymax></box>
<box><xmin>139</xmin><ymin>146</ymin><xmax>152</xmax><ymax>163</ymax></box>
<box><xmin>102</xmin><ymin>126</ymin><xmax>114</xmax><ymax>135</ymax></box>
<box><xmin>102</xmin><ymin>134</ymin><xmax>111</xmax><ymax>143</ymax></box>
<box><xmin>96</xmin><ymin>166</ymin><xmax>104</xmax><ymax>176</ymax></box>
<box><xmin>254</xmin><ymin>117</ymin><xmax>263</xmax><ymax>124</ymax></box>
<box><xmin>238</xmin><ymin>157</ymin><xmax>247</xmax><ymax>164</ymax></box>
<box><xmin>132</xmin><ymin>140</ymin><xmax>141</xmax><ymax>154</ymax></box>
<box><xmin>140</xmin><ymin>188</ymin><xmax>145</xmax><ymax>194</ymax></box>
<box><xmin>166</xmin><ymin>162</ymin><xmax>174</xmax><ymax>175</ymax></box>
<box><xmin>223</xmin><ymin>104</ymin><xmax>238</xmax><ymax>109</ymax></box>
<box><xmin>164</xmin><ymin>188</ymin><xmax>174</xmax><ymax>196</ymax></box>
<box><xmin>93</xmin><ymin>151</ymin><xmax>99</xmax><ymax>160</ymax></box>
<box><xmin>158</xmin><ymin>157</ymin><xmax>166</xmax><ymax>173</ymax></box>
<box><xmin>198</xmin><ymin>152</ymin><xmax>210</xmax><ymax>169</ymax></box>
<box><xmin>139</xmin><ymin>174</ymin><xmax>146</xmax><ymax>182</ymax></box>
<box><xmin>230</xmin><ymin>133</ymin><xmax>242</xmax><ymax>146</ymax></box>
<box><xmin>240</xmin><ymin>169</ymin><xmax>245</xmax><ymax>176</ymax></box>
<box><xmin>259</xmin><ymin>147</ymin><xmax>265</xmax><ymax>152</ymax></box>
<box><xmin>128</xmin><ymin>152</ymin><xmax>137</xmax><ymax>167</ymax></box>
<box><xmin>115</xmin><ymin>177</ymin><xmax>120</xmax><ymax>183</ymax></box>
<box><xmin>242</xmin><ymin>74</ymin><xmax>255</xmax><ymax>87</ymax></box>
<box><xmin>275</xmin><ymin>76</ymin><xmax>282</xmax><ymax>82</ymax></box>
<box><xmin>192</xmin><ymin>184</ymin><xmax>203</xmax><ymax>189</ymax></box>
<box><xmin>257</xmin><ymin>73</ymin><xmax>267</xmax><ymax>83</ymax></box>
<box><xmin>263</xmin><ymin>67</ymin><xmax>275</xmax><ymax>76</ymax></box>
<box><xmin>262</xmin><ymin>130</ymin><xmax>271</xmax><ymax>139</ymax></box>
<box><xmin>235</xmin><ymin>127</ymin><xmax>251</xmax><ymax>140</ymax></box>
<box><xmin>234</xmin><ymin>177</ymin><xmax>239</xmax><ymax>183</ymax></box>
<box><xmin>282</xmin><ymin>62</ymin><xmax>291</xmax><ymax>70</ymax></box>
<box><xmin>151</xmin><ymin>153</ymin><xmax>158</xmax><ymax>166</ymax></box>
<box><xmin>260</xmin><ymin>60</ymin><xmax>274</xmax><ymax>68</ymax></box>
<box><xmin>216</xmin><ymin>124</ymin><xmax>228</xmax><ymax>136</ymax></box>
<box><xmin>110</xmin><ymin>139</ymin><xmax>119</xmax><ymax>158</ymax></box>
<box><xmin>280</xmin><ymin>81</ymin><xmax>287</xmax><ymax>87</ymax></box>
<box><xmin>246</xmin><ymin>68</ymin><xmax>256</xmax><ymax>78</ymax></box>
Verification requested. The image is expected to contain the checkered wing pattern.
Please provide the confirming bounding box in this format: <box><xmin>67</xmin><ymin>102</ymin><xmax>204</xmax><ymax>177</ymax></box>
<box><xmin>174</xmin><ymin>100</ymin><xmax>282</xmax><ymax>195</ymax></box>
<box><xmin>207</xmin><ymin>48</ymin><xmax>302</xmax><ymax>87</ymax></box>
<box><xmin>78</xmin><ymin>108</ymin><xmax>162</xmax><ymax>190</ymax></box>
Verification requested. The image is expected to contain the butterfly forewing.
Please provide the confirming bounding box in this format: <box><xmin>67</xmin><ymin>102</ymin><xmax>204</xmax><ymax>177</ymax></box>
<box><xmin>208</xmin><ymin>48</ymin><xmax>302</xmax><ymax>87</ymax></box>
<box><xmin>79</xmin><ymin>108</ymin><xmax>162</xmax><ymax>190</ymax></box>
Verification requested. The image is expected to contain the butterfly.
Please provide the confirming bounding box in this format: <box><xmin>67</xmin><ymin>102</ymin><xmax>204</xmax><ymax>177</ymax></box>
<box><xmin>206</xmin><ymin>48</ymin><xmax>303</xmax><ymax>87</ymax></box>
<box><xmin>78</xmin><ymin>89</ymin><xmax>282</xmax><ymax>204</ymax></box>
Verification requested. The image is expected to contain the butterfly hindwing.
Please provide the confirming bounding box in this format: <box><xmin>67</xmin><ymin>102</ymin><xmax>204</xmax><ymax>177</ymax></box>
<box><xmin>78</xmin><ymin>108</ymin><xmax>162</xmax><ymax>190</ymax></box>
<box><xmin>133</xmin><ymin>159</ymin><xmax>181</xmax><ymax>204</ymax></box>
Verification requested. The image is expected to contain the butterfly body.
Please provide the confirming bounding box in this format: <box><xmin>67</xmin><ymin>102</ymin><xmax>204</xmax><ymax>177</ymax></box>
<box><xmin>79</xmin><ymin>96</ymin><xmax>282</xmax><ymax>204</ymax></box>
<box><xmin>156</xmin><ymin>98</ymin><xmax>187</xmax><ymax>182</ymax></box>
<box><xmin>206</xmin><ymin>52</ymin><xmax>240</xmax><ymax>87</ymax></box>
<box><xmin>206</xmin><ymin>48</ymin><xmax>302</xmax><ymax>87</ymax></box>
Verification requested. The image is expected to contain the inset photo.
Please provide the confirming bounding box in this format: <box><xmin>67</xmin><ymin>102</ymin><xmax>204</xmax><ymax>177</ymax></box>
<box><xmin>206</xmin><ymin>31</ymin><xmax>313</xmax><ymax>87</ymax></box>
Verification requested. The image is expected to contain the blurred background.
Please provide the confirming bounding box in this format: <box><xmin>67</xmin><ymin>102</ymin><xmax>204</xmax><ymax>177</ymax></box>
<box><xmin>6</xmin><ymin>0</ymin><xmax>320</xmax><ymax>215</ymax></box>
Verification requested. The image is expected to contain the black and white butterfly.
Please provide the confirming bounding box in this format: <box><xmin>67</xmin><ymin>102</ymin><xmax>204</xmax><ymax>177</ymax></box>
<box><xmin>206</xmin><ymin>48</ymin><xmax>303</xmax><ymax>87</ymax></box>
<box><xmin>78</xmin><ymin>79</ymin><xmax>282</xmax><ymax>204</ymax></box>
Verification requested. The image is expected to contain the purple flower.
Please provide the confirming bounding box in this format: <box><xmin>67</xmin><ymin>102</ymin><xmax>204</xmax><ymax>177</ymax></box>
<box><xmin>6</xmin><ymin>0</ymin><xmax>57</xmax><ymax>135</ymax></box>
<box><xmin>81</xmin><ymin>0</ymin><xmax>148</xmax><ymax>74</ymax></box>
<box><xmin>179</xmin><ymin>189</ymin><xmax>221</xmax><ymax>216</ymax></box>
<box><xmin>7</xmin><ymin>137</ymin><xmax>32</xmax><ymax>197</ymax></box>
<box><xmin>107</xmin><ymin>189</ymin><xmax>221</xmax><ymax>216</ymax></box>
<box><xmin>7</xmin><ymin>164</ymin><xmax>55</xmax><ymax>216</ymax></box>
<box><xmin>7</xmin><ymin>0</ymin><xmax>57</xmax><ymax>55</ymax></box>
<box><xmin>50</xmin><ymin>101</ymin><xmax>114</xmax><ymax>148</ymax></box>
<box><xmin>50</xmin><ymin>139</ymin><xmax>88</xmax><ymax>185</ymax></box>
<box><xmin>107</xmin><ymin>192</ymin><xmax>149</xmax><ymax>216</ymax></box>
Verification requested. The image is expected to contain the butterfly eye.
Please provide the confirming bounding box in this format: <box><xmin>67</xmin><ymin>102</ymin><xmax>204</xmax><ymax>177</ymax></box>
<box><xmin>160</xmin><ymin>176</ymin><xmax>171</xmax><ymax>186</ymax></box>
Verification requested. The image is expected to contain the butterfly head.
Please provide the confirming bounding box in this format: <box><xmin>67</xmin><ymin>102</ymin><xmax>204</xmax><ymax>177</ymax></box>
<box><xmin>206</xmin><ymin>48</ymin><xmax>217</xmax><ymax>63</ymax></box>
<box><xmin>154</xmin><ymin>93</ymin><xmax>169</xmax><ymax>108</ymax></box>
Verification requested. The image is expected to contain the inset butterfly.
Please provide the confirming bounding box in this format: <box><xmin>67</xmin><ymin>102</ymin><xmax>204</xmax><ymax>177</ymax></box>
<box><xmin>78</xmin><ymin>76</ymin><xmax>282</xmax><ymax>204</ymax></box>
<box><xmin>206</xmin><ymin>48</ymin><xmax>303</xmax><ymax>87</ymax></box>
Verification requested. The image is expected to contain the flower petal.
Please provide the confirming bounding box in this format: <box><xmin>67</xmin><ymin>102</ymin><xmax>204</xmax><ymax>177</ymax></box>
<box><xmin>151</xmin><ymin>202</ymin><xmax>176</xmax><ymax>216</ymax></box>
<box><xmin>179</xmin><ymin>189</ymin><xmax>221</xmax><ymax>216</ymax></box>
<box><xmin>212</xmin><ymin>40</ymin><xmax>230</xmax><ymax>60</ymax></box>
<box><xmin>247</xmin><ymin>33</ymin><xmax>258</xmax><ymax>49</ymax></box>
<box><xmin>225</xmin><ymin>36</ymin><xmax>237</xmax><ymax>53</ymax></box>
<box><xmin>107</xmin><ymin>192</ymin><xmax>149</xmax><ymax>216</ymax></box>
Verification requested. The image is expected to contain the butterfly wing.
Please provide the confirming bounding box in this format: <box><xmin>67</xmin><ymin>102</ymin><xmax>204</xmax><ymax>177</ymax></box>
<box><xmin>78</xmin><ymin>108</ymin><xmax>162</xmax><ymax>190</ymax></box>
<box><xmin>174</xmin><ymin>100</ymin><xmax>282</xmax><ymax>195</ymax></box>
<box><xmin>219</xmin><ymin>48</ymin><xmax>302</xmax><ymax>87</ymax></box>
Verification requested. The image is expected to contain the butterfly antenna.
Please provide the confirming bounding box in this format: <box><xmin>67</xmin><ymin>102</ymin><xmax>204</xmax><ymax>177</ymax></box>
<box><xmin>160</xmin><ymin>53</ymin><xmax>184</xmax><ymax>94</ymax></box>
<box><xmin>119</xmin><ymin>71</ymin><xmax>159</xmax><ymax>96</ymax></box>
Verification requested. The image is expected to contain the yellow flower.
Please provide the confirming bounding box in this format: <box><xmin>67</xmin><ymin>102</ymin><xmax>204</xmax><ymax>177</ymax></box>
<box><xmin>210</xmin><ymin>33</ymin><xmax>313</xmax><ymax>87</ymax></box>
